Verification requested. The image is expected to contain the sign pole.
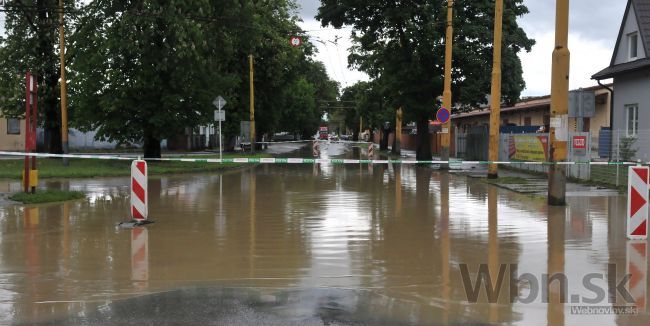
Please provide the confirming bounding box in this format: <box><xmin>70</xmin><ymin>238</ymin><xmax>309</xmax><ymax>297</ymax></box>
<box><xmin>24</xmin><ymin>72</ymin><xmax>31</xmax><ymax>193</ymax></box>
<box><xmin>487</xmin><ymin>0</ymin><xmax>504</xmax><ymax>179</ymax></box>
<box><xmin>441</xmin><ymin>0</ymin><xmax>454</xmax><ymax>170</ymax></box>
<box><xmin>548</xmin><ymin>0</ymin><xmax>570</xmax><ymax>206</ymax></box>
<box><xmin>218</xmin><ymin>99</ymin><xmax>223</xmax><ymax>162</ymax></box>
<box><xmin>59</xmin><ymin>0</ymin><xmax>70</xmax><ymax>166</ymax></box>
<box><xmin>213</xmin><ymin>96</ymin><xmax>227</xmax><ymax>162</ymax></box>
<box><xmin>249</xmin><ymin>54</ymin><xmax>255</xmax><ymax>154</ymax></box>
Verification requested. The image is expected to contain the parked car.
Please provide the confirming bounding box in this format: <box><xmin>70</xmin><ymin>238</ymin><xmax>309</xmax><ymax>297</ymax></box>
<box><xmin>273</xmin><ymin>132</ymin><xmax>295</xmax><ymax>141</ymax></box>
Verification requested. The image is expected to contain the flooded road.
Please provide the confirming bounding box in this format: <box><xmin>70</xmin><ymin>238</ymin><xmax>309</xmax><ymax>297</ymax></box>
<box><xmin>0</xmin><ymin>143</ymin><xmax>648</xmax><ymax>325</ymax></box>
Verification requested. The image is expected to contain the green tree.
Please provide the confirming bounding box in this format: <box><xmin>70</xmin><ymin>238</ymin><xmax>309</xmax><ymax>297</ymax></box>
<box><xmin>285</xmin><ymin>60</ymin><xmax>339</xmax><ymax>137</ymax></box>
<box><xmin>0</xmin><ymin>0</ymin><xmax>79</xmax><ymax>153</ymax></box>
<box><xmin>69</xmin><ymin>0</ymin><xmax>336</xmax><ymax>155</ymax></box>
<box><xmin>338</xmin><ymin>81</ymin><xmax>392</xmax><ymax>145</ymax></box>
<box><xmin>69</xmin><ymin>0</ymin><xmax>239</xmax><ymax>158</ymax></box>
<box><xmin>317</xmin><ymin>0</ymin><xmax>534</xmax><ymax>159</ymax></box>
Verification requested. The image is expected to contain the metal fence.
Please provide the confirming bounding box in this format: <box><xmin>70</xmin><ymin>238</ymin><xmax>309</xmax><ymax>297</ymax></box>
<box><xmin>455</xmin><ymin>125</ymin><xmax>488</xmax><ymax>161</ymax></box>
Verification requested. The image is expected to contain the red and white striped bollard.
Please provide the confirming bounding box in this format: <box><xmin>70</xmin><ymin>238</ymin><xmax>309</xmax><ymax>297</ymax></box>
<box><xmin>131</xmin><ymin>160</ymin><xmax>148</xmax><ymax>222</ymax></box>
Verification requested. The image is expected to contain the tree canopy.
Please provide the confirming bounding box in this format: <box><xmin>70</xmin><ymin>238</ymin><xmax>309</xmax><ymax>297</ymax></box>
<box><xmin>68</xmin><ymin>0</ymin><xmax>338</xmax><ymax>157</ymax></box>
<box><xmin>0</xmin><ymin>0</ymin><xmax>80</xmax><ymax>153</ymax></box>
<box><xmin>0</xmin><ymin>0</ymin><xmax>339</xmax><ymax>158</ymax></box>
<box><xmin>317</xmin><ymin>0</ymin><xmax>534</xmax><ymax>159</ymax></box>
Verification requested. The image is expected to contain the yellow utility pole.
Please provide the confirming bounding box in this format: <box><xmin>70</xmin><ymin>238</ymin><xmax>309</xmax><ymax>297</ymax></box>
<box><xmin>441</xmin><ymin>0</ymin><xmax>454</xmax><ymax>169</ymax></box>
<box><xmin>394</xmin><ymin>107</ymin><xmax>403</xmax><ymax>154</ymax></box>
<box><xmin>59</xmin><ymin>0</ymin><xmax>69</xmax><ymax>166</ymax></box>
<box><xmin>359</xmin><ymin>116</ymin><xmax>363</xmax><ymax>139</ymax></box>
<box><xmin>249</xmin><ymin>54</ymin><xmax>255</xmax><ymax>154</ymax></box>
<box><xmin>548</xmin><ymin>0</ymin><xmax>570</xmax><ymax>206</ymax></box>
<box><xmin>487</xmin><ymin>0</ymin><xmax>504</xmax><ymax>179</ymax></box>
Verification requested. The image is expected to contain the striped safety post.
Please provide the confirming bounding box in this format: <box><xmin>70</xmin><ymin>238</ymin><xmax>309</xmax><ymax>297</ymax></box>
<box><xmin>627</xmin><ymin>166</ymin><xmax>648</xmax><ymax>239</ymax></box>
<box><xmin>626</xmin><ymin>241</ymin><xmax>647</xmax><ymax>312</ymax></box>
<box><xmin>368</xmin><ymin>143</ymin><xmax>375</xmax><ymax>159</ymax></box>
<box><xmin>131</xmin><ymin>160</ymin><xmax>148</xmax><ymax>222</ymax></box>
<box><xmin>131</xmin><ymin>227</ymin><xmax>149</xmax><ymax>289</ymax></box>
<box><xmin>312</xmin><ymin>140</ymin><xmax>320</xmax><ymax>158</ymax></box>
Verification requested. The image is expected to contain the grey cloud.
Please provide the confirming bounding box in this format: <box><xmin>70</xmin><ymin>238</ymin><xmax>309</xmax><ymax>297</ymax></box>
<box><xmin>521</xmin><ymin>0</ymin><xmax>626</xmax><ymax>46</ymax></box>
<box><xmin>296</xmin><ymin>0</ymin><xmax>320</xmax><ymax>21</ymax></box>
<box><xmin>297</xmin><ymin>0</ymin><xmax>628</xmax><ymax>46</ymax></box>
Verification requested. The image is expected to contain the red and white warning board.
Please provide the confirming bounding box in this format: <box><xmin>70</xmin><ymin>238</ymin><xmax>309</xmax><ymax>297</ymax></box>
<box><xmin>626</xmin><ymin>241</ymin><xmax>647</xmax><ymax>312</ymax></box>
<box><xmin>627</xmin><ymin>166</ymin><xmax>648</xmax><ymax>239</ymax></box>
<box><xmin>131</xmin><ymin>160</ymin><xmax>148</xmax><ymax>221</ymax></box>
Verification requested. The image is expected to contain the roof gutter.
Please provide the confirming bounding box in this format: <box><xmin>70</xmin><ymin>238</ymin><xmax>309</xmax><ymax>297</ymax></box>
<box><xmin>597</xmin><ymin>80</ymin><xmax>615</xmax><ymax>160</ymax></box>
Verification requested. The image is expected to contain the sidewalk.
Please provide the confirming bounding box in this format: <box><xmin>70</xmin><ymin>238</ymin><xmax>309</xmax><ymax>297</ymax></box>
<box><xmin>462</xmin><ymin>167</ymin><xmax>620</xmax><ymax>197</ymax></box>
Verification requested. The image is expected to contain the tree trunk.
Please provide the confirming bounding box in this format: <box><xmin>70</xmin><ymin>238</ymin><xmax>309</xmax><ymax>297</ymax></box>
<box><xmin>36</xmin><ymin>1</ymin><xmax>63</xmax><ymax>154</ymax></box>
<box><xmin>415</xmin><ymin>117</ymin><xmax>432</xmax><ymax>160</ymax></box>
<box><xmin>352</xmin><ymin>126</ymin><xmax>359</xmax><ymax>141</ymax></box>
<box><xmin>391</xmin><ymin>131</ymin><xmax>399</xmax><ymax>155</ymax></box>
<box><xmin>44</xmin><ymin>124</ymin><xmax>62</xmax><ymax>153</ymax></box>
<box><xmin>143</xmin><ymin>131</ymin><xmax>161</xmax><ymax>158</ymax></box>
<box><xmin>380</xmin><ymin>127</ymin><xmax>391</xmax><ymax>150</ymax></box>
<box><xmin>43</xmin><ymin>74</ymin><xmax>62</xmax><ymax>153</ymax></box>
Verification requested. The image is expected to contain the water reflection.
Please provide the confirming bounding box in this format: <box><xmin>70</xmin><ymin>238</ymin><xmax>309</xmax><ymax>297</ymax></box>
<box><xmin>547</xmin><ymin>206</ymin><xmax>566</xmax><ymax>326</ymax></box>
<box><xmin>0</xmin><ymin>148</ymin><xmax>646</xmax><ymax>324</ymax></box>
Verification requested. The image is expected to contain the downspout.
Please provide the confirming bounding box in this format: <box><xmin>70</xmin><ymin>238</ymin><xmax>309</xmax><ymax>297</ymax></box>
<box><xmin>597</xmin><ymin>80</ymin><xmax>614</xmax><ymax>160</ymax></box>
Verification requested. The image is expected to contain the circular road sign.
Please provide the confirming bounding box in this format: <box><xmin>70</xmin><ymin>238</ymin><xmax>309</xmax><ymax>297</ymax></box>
<box><xmin>436</xmin><ymin>107</ymin><xmax>450</xmax><ymax>124</ymax></box>
<box><xmin>290</xmin><ymin>36</ymin><xmax>302</xmax><ymax>47</ymax></box>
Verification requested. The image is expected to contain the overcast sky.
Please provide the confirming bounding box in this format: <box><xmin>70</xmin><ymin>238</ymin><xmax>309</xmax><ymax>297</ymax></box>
<box><xmin>296</xmin><ymin>0</ymin><xmax>628</xmax><ymax>97</ymax></box>
<box><xmin>0</xmin><ymin>1</ymin><xmax>628</xmax><ymax>97</ymax></box>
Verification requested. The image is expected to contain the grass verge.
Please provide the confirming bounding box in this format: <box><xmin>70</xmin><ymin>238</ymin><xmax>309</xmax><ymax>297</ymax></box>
<box><xmin>9</xmin><ymin>189</ymin><xmax>85</xmax><ymax>204</ymax></box>
<box><xmin>0</xmin><ymin>153</ymin><xmax>270</xmax><ymax>179</ymax></box>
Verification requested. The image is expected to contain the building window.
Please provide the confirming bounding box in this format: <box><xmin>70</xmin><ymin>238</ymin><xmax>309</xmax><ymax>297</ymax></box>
<box><xmin>628</xmin><ymin>32</ymin><xmax>638</xmax><ymax>60</ymax></box>
<box><xmin>626</xmin><ymin>104</ymin><xmax>639</xmax><ymax>137</ymax></box>
<box><xmin>524</xmin><ymin>117</ymin><xmax>532</xmax><ymax>126</ymax></box>
<box><xmin>7</xmin><ymin>118</ymin><xmax>20</xmax><ymax>135</ymax></box>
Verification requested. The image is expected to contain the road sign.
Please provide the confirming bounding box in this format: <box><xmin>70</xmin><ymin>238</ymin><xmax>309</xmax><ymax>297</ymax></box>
<box><xmin>628</xmin><ymin>166</ymin><xmax>649</xmax><ymax>239</ymax></box>
<box><xmin>290</xmin><ymin>36</ymin><xmax>302</xmax><ymax>47</ymax></box>
<box><xmin>569</xmin><ymin>90</ymin><xmax>595</xmax><ymax>118</ymax></box>
<box><xmin>572</xmin><ymin>135</ymin><xmax>587</xmax><ymax>156</ymax></box>
<box><xmin>212</xmin><ymin>96</ymin><xmax>226</xmax><ymax>110</ymax></box>
<box><xmin>214</xmin><ymin>110</ymin><xmax>225</xmax><ymax>122</ymax></box>
<box><xmin>436</xmin><ymin>107</ymin><xmax>450</xmax><ymax>124</ymax></box>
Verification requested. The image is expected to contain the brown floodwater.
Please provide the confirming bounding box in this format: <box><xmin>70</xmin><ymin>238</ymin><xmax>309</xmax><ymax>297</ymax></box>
<box><xmin>0</xmin><ymin>144</ymin><xmax>648</xmax><ymax>325</ymax></box>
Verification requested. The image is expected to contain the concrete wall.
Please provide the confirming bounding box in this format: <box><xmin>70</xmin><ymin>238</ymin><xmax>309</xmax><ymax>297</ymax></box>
<box><xmin>0</xmin><ymin>117</ymin><xmax>26</xmax><ymax>151</ymax></box>
<box><xmin>614</xmin><ymin>3</ymin><xmax>646</xmax><ymax>65</ymax></box>
<box><xmin>613</xmin><ymin>69</ymin><xmax>650</xmax><ymax>160</ymax></box>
